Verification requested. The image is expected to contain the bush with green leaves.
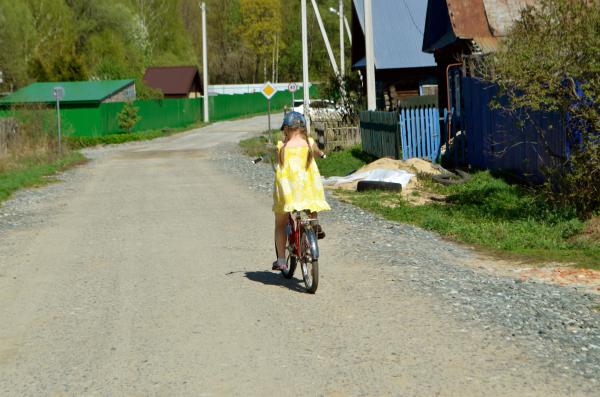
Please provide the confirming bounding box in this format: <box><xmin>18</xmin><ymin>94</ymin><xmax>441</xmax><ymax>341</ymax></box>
<box><xmin>118</xmin><ymin>102</ymin><xmax>141</xmax><ymax>133</ymax></box>
<box><xmin>488</xmin><ymin>0</ymin><xmax>599</xmax><ymax>217</ymax></box>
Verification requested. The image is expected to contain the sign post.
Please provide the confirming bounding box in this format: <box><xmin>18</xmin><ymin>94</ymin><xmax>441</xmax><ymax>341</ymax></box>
<box><xmin>261</xmin><ymin>82</ymin><xmax>277</xmax><ymax>132</ymax></box>
<box><xmin>288</xmin><ymin>82</ymin><xmax>298</xmax><ymax>110</ymax></box>
<box><xmin>201</xmin><ymin>2</ymin><xmax>209</xmax><ymax>122</ymax></box>
<box><xmin>52</xmin><ymin>86</ymin><xmax>65</xmax><ymax>154</ymax></box>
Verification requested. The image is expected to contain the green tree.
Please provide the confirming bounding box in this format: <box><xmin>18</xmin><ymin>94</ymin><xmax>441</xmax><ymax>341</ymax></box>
<box><xmin>0</xmin><ymin>0</ymin><xmax>37</xmax><ymax>87</ymax></box>
<box><xmin>24</xmin><ymin>0</ymin><xmax>83</xmax><ymax>81</ymax></box>
<box><xmin>118</xmin><ymin>102</ymin><xmax>141</xmax><ymax>133</ymax></box>
<box><xmin>239</xmin><ymin>0</ymin><xmax>283</xmax><ymax>82</ymax></box>
<box><xmin>489</xmin><ymin>0</ymin><xmax>600</xmax><ymax>216</ymax></box>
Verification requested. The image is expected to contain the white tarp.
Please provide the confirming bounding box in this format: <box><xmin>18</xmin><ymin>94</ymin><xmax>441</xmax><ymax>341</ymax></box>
<box><xmin>324</xmin><ymin>168</ymin><xmax>415</xmax><ymax>188</ymax></box>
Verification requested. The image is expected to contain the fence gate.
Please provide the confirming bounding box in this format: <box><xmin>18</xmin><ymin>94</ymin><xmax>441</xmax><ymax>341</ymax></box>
<box><xmin>359</xmin><ymin>111</ymin><xmax>400</xmax><ymax>159</ymax></box>
<box><xmin>399</xmin><ymin>103</ymin><xmax>441</xmax><ymax>162</ymax></box>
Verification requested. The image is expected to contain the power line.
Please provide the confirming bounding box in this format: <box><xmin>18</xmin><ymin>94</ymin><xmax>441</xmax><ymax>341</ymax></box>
<box><xmin>402</xmin><ymin>0</ymin><xmax>423</xmax><ymax>36</ymax></box>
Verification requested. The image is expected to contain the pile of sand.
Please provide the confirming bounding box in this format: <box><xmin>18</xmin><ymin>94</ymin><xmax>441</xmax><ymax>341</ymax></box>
<box><xmin>355</xmin><ymin>157</ymin><xmax>442</xmax><ymax>175</ymax></box>
<box><xmin>329</xmin><ymin>158</ymin><xmax>444</xmax><ymax>205</ymax></box>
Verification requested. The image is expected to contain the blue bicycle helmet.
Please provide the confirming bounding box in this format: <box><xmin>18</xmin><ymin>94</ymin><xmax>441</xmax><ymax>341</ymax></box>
<box><xmin>281</xmin><ymin>111</ymin><xmax>306</xmax><ymax>130</ymax></box>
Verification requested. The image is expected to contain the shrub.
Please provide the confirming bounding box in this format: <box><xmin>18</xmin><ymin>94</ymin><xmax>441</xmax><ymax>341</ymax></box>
<box><xmin>0</xmin><ymin>105</ymin><xmax>60</xmax><ymax>173</ymax></box>
<box><xmin>118</xmin><ymin>102</ymin><xmax>141</xmax><ymax>133</ymax></box>
<box><xmin>488</xmin><ymin>0</ymin><xmax>600</xmax><ymax>217</ymax></box>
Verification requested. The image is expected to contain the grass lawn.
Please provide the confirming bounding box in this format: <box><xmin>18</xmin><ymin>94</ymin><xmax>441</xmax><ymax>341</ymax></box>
<box><xmin>338</xmin><ymin>171</ymin><xmax>600</xmax><ymax>270</ymax></box>
<box><xmin>0</xmin><ymin>151</ymin><xmax>86</xmax><ymax>203</ymax></box>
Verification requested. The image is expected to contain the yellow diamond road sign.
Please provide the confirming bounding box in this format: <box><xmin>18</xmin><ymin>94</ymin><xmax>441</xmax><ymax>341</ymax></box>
<box><xmin>261</xmin><ymin>82</ymin><xmax>277</xmax><ymax>100</ymax></box>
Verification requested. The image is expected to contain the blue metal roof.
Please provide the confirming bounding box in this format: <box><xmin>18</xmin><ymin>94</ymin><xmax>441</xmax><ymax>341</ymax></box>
<box><xmin>353</xmin><ymin>0</ymin><xmax>436</xmax><ymax>70</ymax></box>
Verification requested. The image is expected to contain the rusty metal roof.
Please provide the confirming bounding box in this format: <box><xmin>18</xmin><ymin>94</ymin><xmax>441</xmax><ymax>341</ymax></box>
<box><xmin>447</xmin><ymin>0</ymin><xmax>494</xmax><ymax>40</ymax></box>
<box><xmin>423</xmin><ymin>0</ymin><xmax>538</xmax><ymax>53</ymax></box>
<box><xmin>143</xmin><ymin>66</ymin><xmax>203</xmax><ymax>96</ymax></box>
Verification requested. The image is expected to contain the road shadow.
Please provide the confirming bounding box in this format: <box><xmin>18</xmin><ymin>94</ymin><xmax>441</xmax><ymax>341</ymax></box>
<box><xmin>244</xmin><ymin>271</ymin><xmax>306</xmax><ymax>293</ymax></box>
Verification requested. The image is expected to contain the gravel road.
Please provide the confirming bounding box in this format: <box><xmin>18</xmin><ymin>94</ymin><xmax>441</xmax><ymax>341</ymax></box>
<box><xmin>0</xmin><ymin>114</ymin><xmax>598</xmax><ymax>396</ymax></box>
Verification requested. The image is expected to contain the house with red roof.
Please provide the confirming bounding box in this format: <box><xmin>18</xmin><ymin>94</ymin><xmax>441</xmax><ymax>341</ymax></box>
<box><xmin>143</xmin><ymin>66</ymin><xmax>204</xmax><ymax>99</ymax></box>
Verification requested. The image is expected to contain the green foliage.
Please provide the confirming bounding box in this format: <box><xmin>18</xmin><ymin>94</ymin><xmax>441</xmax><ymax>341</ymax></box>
<box><xmin>315</xmin><ymin>146</ymin><xmax>375</xmax><ymax>178</ymax></box>
<box><xmin>343</xmin><ymin>172</ymin><xmax>600</xmax><ymax>269</ymax></box>
<box><xmin>118</xmin><ymin>102</ymin><xmax>141</xmax><ymax>133</ymax></box>
<box><xmin>239</xmin><ymin>0</ymin><xmax>282</xmax><ymax>82</ymax></box>
<box><xmin>1</xmin><ymin>0</ymin><xmax>350</xmax><ymax>87</ymax></box>
<box><xmin>489</xmin><ymin>0</ymin><xmax>600</xmax><ymax>217</ymax></box>
<box><xmin>0</xmin><ymin>0</ymin><xmax>37</xmax><ymax>87</ymax></box>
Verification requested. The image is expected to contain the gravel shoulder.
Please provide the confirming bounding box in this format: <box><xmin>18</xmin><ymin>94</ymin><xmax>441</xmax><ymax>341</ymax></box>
<box><xmin>0</xmin><ymin>114</ymin><xmax>598</xmax><ymax>396</ymax></box>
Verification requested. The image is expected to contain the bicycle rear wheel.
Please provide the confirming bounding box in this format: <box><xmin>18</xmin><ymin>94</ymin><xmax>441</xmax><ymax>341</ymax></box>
<box><xmin>300</xmin><ymin>228</ymin><xmax>319</xmax><ymax>293</ymax></box>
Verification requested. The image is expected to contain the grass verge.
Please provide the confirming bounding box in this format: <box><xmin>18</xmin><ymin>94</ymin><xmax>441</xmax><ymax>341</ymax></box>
<box><xmin>337</xmin><ymin>171</ymin><xmax>600</xmax><ymax>270</ymax></box>
<box><xmin>238</xmin><ymin>132</ymin><xmax>279</xmax><ymax>160</ymax></box>
<box><xmin>315</xmin><ymin>146</ymin><xmax>376</xmax><ymax>178</ymax></box>
<box><xmin>0</xmin><ymin>151</ymin><xmax>86</xmax><ymax>203</ymax></box>
<box><xmin>239</xmin><ymin>132</ymin><xmax>375</xmax><ymax>177</ymax></box>
<box><xmin>67</xmin><ymin>123</ymin><xmax>204</xmax><ymax>149</ymax></box>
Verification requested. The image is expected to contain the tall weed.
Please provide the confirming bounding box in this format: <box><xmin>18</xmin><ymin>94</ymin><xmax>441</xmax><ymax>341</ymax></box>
<box><xmin>0</xmin><ymin>105</ymin><xmax>60</xmax><ymax>173</ymax></box>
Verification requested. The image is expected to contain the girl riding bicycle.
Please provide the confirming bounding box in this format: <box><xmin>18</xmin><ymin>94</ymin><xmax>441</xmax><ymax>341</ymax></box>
<box><xmin>272</xmin><ymin>112</ymin><xmax>330</xmax><ymax>271</ymax></box>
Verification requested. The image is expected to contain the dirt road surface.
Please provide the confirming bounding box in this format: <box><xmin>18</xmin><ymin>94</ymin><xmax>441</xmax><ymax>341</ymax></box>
<box><xmin>0</xmin><ymin>115</ymin><xmax>596</xmax><ymax>396</ymax></box>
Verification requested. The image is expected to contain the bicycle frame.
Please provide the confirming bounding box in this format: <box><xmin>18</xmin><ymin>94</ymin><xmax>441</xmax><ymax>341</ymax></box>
<box><xmin>287</xmin><ymin>211</ymin><xmax>320</xmax><ymax>261</ymax></box>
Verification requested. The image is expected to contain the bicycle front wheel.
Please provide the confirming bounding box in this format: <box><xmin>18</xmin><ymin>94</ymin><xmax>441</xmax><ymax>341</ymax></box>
<box><xmin>300</xmin><ymin>228</ymin><xmax>319</xmax><ymax>293</ymax></box>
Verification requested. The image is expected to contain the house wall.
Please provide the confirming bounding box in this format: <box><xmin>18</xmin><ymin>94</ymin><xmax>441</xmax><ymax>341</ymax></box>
<box><xmin>433</xmin><ymin>40</ymin><xmax>471</xmax><ymax>112</ymax></box>
<box><xmin>102</xmin><ymin>84</ymin><xmax>136</xmax><ymax>103</ymax></box>
<box><xmin>356</xmin><ymin>67</ymin><xmax>437</xmax><ymax>110</ymax></box>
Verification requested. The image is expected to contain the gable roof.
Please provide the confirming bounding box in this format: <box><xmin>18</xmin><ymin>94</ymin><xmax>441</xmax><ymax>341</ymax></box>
<box><xmin>0</xmin><ymin>80</ymin><xmax>134</xmax><ymax>105</ymax></box>
<box><xmin>352</xmin><ymin>0</ymin><xmax>436</xmax><ymax>70</ymax></box>
<box><xmin>423</xmin><ymin>0</ymin><xmax>536</xmax><ymax>53</ymax></box>
<box><xmin>143</xmin><ymin>66</ymin><xmax>203</xmax><ymax>96</ymax></box>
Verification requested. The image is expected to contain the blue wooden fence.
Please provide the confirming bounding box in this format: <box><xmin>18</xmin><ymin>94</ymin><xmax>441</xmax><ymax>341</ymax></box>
<box><xmin>460</xmin><ymin>77</ymin><xmax>567</xmax><ymax>182</ymax></box>
<box><xmin>399</xmin><ymin>104</ymin><xmax>441</xmax><ymax>162</ymax></box>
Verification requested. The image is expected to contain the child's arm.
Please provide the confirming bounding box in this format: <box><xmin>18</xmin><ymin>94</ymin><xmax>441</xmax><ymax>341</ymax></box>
<box><xmin>311</xmin><ymin>140</ymin><xmax>326</xmax><ymax>159</ymax></box>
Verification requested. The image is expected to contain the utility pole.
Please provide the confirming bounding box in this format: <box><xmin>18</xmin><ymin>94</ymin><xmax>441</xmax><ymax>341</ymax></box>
<box><xmin>364</xmin><ymin>0</ymin><xmax>376</xmax><ymax>110</ymax></box>
<box><xmin>310</xmin><ymin>0</ymin><xmax>339</xmax><ymax>76</ymax></box>
<box><xmin>339</xmin><ymin>0</ymin><xmax>345</xmax><ymax>77</ymax></box>
<box><xmin>344</xmin><ymin>16</ymin><xmax>352</xmax><ymax>44</ymax></box>
<box><xmin>301</xmin><ymin>0</ymin><xmax>311</xmax><ymax>132</ymax></box>
<box><xmin>52</xmin><ymin>87</ymin><xmax>64</xmax><ymax>154</ymax></box>
<box><xmin>329</xmin><ymin>7</ymin><xmax>352</xmax><ymax>45</ymax></box>
<box><xmin>201</xmin><ymin>2</ymin><xmax>209</xmax><ymax>122</ymax></box>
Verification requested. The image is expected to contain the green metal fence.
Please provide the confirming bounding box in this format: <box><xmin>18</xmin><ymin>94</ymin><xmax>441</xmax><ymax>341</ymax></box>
<box><xmin>0</xmin><ymin>86</ymin><xmax>317</xmax><ymax>137</ymax></box>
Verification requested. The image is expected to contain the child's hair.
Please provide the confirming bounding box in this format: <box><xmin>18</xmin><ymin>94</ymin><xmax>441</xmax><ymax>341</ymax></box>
<box><xmin>279</xmin><ymin>126</ymin><xmax>314</xmax><ymax>170</ymax></box>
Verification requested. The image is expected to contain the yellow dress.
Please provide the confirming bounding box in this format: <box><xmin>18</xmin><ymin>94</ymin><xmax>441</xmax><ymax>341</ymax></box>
<box><xmin>273</xmin><ymin>138</ymin><xmax>331</xmax><ymax>214</ymax></box>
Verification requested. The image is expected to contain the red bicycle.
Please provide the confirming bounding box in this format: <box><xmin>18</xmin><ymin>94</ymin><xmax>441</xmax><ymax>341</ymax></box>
<box><xmin>253</xmin><ymin>155</ymin><xmax>321</xmax><ymax>294</ymax></box>
<box><xmin>280</xmin><ymin>210</ymin><xmax>320</xmax><ymax>294</ymax></box>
